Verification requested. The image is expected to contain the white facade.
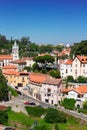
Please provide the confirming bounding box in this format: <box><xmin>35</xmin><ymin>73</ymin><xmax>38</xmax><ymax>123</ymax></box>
<box><xmin>59</xmin><ymin>60</ymin><xmax>72</xmax><ymax>79</ymax></box>
<box><xmin>72</xmin><ymin>56</ymin><xmax>87</xmax><ymax>79</ymax></box>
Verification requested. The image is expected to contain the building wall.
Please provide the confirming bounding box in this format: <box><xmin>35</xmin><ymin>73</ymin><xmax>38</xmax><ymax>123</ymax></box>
<box><xmin>41</xmin><ymin>83</ymin><xmax>62</xmax><ymax>105</ymax></box>
<box><xmin>72</xmin><ymin>57</ymin><xmax>81</xmax><ymax>79</ymax></box>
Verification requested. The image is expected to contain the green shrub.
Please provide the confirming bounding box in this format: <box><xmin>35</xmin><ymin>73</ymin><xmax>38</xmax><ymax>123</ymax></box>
<box><xmin>61</xmin><ymin>98</ymin><xmax>76</xmax><ymax>110</ymax></box>
<box><xmin>25</xmin><ymin>106</ymin><xmax>46</xmax><ymax>117</ymax></box>
<box><xmin>0</xmin><ymin>110</ymin><xmax>8</xmax><ymax>125</ymax></box>
<box><xmin>45</xmin><ymin>108</ymin><xmax>66</xmax><ymax>123</ymax></box>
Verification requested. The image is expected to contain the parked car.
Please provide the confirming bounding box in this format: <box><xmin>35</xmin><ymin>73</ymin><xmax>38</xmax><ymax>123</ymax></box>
<box><xmin>24</xmin><ymin>101</ymin><xmax>30</xmax><ymax>105</ymax></box>
<box><xmin>29</xmin><ymin>102</ymin><xmax>36</xmax><ymax>105</ymax></box>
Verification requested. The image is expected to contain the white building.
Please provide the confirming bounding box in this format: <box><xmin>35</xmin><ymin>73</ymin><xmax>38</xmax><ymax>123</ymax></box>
<box><xmin>59</xmin><ymin>59</ymin><xmax>72</xmax><ymax>78</ymax></box>
<box><xmin>72</xmin><ymin>55</ymin><xmax>87</xmax><ymax>79</ymax></box>
<box><xmin>62</xmin><ymin>86</ymin><xmax>87</xmax><ymax>108</ymax></box>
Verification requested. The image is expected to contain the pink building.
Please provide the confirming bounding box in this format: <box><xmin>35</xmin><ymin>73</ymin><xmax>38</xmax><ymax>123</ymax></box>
<box><xmin>41</xmin><ymin>78</ymin><xmax>62</xmax><ymax>105</ymax></box>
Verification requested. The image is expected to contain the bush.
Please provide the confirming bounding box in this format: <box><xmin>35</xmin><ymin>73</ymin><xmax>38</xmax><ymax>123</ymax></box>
<box><xmin>61</xmin><ymin>98</ymin><xmax>76</xmax><ymax>110</ymax></box>
<box><xmin>0</xmin><ymin>110</ymin><xmax>8</xmax><ymax>125</ymax></box>
<box><xmin>67</xmin><ymin>76</ymin><xmax>74</xmax><ymax>82</ymax></box>
<box><xmin>45</xmin><ymin>108</ymin><xmax>66</xmax><ymax>123</ymax></box>
<box><xmin>25</xmin><ymin>106</ymin><xmax>46</xmax><ymax>117</ymax></box>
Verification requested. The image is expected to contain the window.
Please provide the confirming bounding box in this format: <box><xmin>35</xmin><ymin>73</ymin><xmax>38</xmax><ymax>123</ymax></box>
<box><xmin>75</xmin><ymin>69</ymin><xmax>77</xmax><ymax>74</ymax></box>
<box><xmin>75</xmin><ymin>64</ymin><xmax>77</xmax><ymax>67</ymax></box>
<box><xmin>83</xmin><ymin>64</ymin><xmax>85</xmax><ymax>67</ymax></box>
<box><xmin>66</xmin><ymin>69</ymin><xmax>68</xmax><ymax>73</ymax></box>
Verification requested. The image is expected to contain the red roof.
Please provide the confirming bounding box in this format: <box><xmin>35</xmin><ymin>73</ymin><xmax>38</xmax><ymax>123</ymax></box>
<box><xmin>0</xmin><ymin>55</ymin><xmax>12</xmax><ymax>60</ymax></box>
<box><xmin>65</xmin><ymin>59</ymin><xmax>72</xmax><ymax>65</ymax></box>
<box><xmin>2</xmin><ymin>65</ymin><xmax>17</xmax><ymax>69</ymax></box>
<box><xmin>62</xmin><ymin>86</ymin><xmax>87</xmax><ymax>95</ymax></box>
<box><xmin>29</xmin><ymin>73</ymin><xmax>50</xmax><ymax>84</ymax></box>
<box><xmin>4</xmin><ymin>70</ymin><xmax>19</xmax><ymax>75</ymax></box>
<box><xmin>76</xmin><ymin>55</ymin><xmax>87</xmax><ymax>63</ymax></box>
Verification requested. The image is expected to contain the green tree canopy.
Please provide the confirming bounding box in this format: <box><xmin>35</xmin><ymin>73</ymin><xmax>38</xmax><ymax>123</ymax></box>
<box><xmin>45</xmin><ymin>108</ymin><xmax>66</xmax><ymax>123</ymax></box>
<box><xmin>0</xmin><ymin>70</ymin><xmax>8</xmax><ymax>101</ymax></box>
<box><xmin>76</xmin><ymin>76</ymin><xmax>87</xmax><ymax>83</ymax></box>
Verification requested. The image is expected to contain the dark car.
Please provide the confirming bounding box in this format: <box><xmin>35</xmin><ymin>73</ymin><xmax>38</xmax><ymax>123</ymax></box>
<box><xmin>29</xmin><ymin>102</ymin><xmax>36</xmax><ymax>105</ymax></box>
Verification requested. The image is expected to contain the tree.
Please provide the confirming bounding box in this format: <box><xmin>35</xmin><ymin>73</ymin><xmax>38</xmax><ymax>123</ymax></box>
<box><xmin>76</xmin><ymin>76</ymin><xmax>87</xmax><ymax>83</ymax></box>
<box><xmin>67</xmin><ymin>76</ymin><xmax>74</xmax><ymax>82</ymax></box>
<box><xmin>32</xmin><ymin>63</ymin><xmax>39</xmax><ymax>72</ymax></box>
<box><xmin>0</xmin><ymin>70</ymin><xmax>8</xmax><ymax>101</ymax></box>
<box><xmin>34</xmin><ymin>55</ymin><xmax>54</xmax><ymax>69</ymax></box>
<box><xmin>45</xmin><ymin>108</ymin><xmax>66</xmax><ymax>123</ymax></box>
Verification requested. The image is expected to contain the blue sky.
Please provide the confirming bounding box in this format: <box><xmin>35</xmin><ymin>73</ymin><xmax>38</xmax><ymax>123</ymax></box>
<box><xmin>0</xmin><ymin>0</ymin><xmax>87</xmax><ymax>45</ymax></box>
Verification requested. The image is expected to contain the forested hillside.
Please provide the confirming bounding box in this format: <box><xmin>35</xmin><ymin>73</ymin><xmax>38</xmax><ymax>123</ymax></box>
<box><xmin>0</xmin><ymin>34</ymin><xmax>87</xmax><ymax>58</ymax></box>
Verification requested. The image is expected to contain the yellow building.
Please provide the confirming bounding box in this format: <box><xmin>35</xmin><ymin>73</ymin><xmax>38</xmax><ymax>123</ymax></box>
<box><xmin>4</xmin><ymin>70</ymin><xmax>29</xmax><ymax>87</ymax></box>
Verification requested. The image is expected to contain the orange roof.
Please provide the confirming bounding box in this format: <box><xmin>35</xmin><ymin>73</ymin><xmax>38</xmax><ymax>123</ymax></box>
<box><xmin>29</xmin><ymin>73</ymin><xmax>50</xmax><ymax>84</ymax></box>
<box><xmin>2</xmin><ymin>65</ymin><xmax>17</xmax><ymax>69</ymax></box>
<box><xmin>4</xmin><ymin>70</ymin><xmax>19</xmax><ymax>75</ymax></box>
<box><xmin>0</xmin><ymin>55</ymin><xmax>12</xmax><ymax>60</ymax></box>
<box><xmin>76</xmin><ymin>55</ymin><xmax>87</xmax><ymax>63</ymax></box>
<box><xmin>62</xmin><ymin>86</ymin><xmax>87</xmax><ymax>95</ymax></box>
<box><xmin>77</xmin><ymin>86</ymin><xmax>87</xmax><ymax>93</ymax></box>
<box><xmin>65</xmin><ymin>59</ymin><xmax>72</xmax><ymax>65</ymax></box>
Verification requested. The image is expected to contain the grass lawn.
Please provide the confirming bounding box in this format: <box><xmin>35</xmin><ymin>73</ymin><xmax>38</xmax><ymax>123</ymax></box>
<box><xmin>7</xmin><ymin>107</ymin><xmax>87</xmax><ymax>130</ymax></box>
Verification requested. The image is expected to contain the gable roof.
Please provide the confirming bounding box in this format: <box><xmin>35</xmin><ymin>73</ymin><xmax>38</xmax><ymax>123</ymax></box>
<box><xmin>76</xmin><ymin>55</ymin><xmax>87</xmax><ymax>64</ymax></box>
<box><xmin>65</xmin><ymin>59</ymin><xmax>72</xmax><ymax>65</ymax></box>
<box><xmin>62</xmin><ymin>86</ymin><xmax>87</xmax><ymax>95</ymax></box>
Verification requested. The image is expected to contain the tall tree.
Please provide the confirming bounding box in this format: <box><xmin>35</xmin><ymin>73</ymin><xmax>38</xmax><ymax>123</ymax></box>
<box><xmin>0</xmin><ymin>70</ymin><xmax>8</xmax><ymax>101</ymax></box>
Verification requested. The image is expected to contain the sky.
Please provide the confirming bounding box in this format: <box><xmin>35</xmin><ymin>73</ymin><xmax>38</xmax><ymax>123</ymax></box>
<box><xmin>0</xmin><ymin>0</ymin><xmax>87</xmax><ymax>45</ymax></box>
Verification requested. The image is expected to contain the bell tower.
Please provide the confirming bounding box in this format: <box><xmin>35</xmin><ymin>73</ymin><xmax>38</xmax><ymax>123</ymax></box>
<box><xmin>12</xmin><ymin>40</ymin><xmax>19</xmax><ymax>60</ymax></box>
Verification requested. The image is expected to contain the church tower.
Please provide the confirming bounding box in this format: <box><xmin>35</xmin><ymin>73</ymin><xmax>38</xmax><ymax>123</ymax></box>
<box><xmin>12</xmin><ymin>41</ymin><xmax>19</xmax><ymax>60</ymax></box>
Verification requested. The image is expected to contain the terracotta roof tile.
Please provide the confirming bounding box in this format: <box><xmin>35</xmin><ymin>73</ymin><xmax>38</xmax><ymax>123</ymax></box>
<box><xmin>62</xmin><ymin>86</ymin><xmax>87</xmax><ymax>94</ymax></box>
<box><xmin>77</xmin><ymin>55</ymin><xmax>87</xmax><ymax>63</ymax></box>
<box><xmin>4</xmin><ymin>70</ymin><xmax>19</xmax><ymax>75</ymax></box>
<box><xmin>2</xmin><ymin>65</ymin><xmax>17</xmax><ymax>69</ymax></box>
<box><xmin>0</xmin><ymin>55</ymin><xmax>13</xmax><ymax>60</ymax></box>
<box><xmin>29</xmin><ymin>73</ymin><xmax>50</xmax><ymax>84</ymax></box>
<box><xmin>65</xmin><ymin>59</ymin><xmax>72</xmax><ymax>65</ymax></box>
